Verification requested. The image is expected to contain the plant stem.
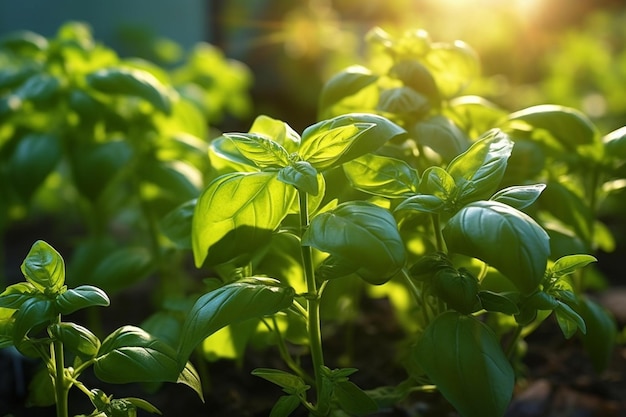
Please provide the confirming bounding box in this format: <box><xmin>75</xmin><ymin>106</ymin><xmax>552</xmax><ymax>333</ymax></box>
<box><xmin>51</xmin><ymin>317</ymin><xmax>70</xmax><ymax>417</ymax></box>
<box><xmin>298</xmin><ymin>191</ymin><xmax>325</xmax><ymax>408</ymax></box>
<box><xmin>431</xmin><ymin>214</ymin><xmax>446</xmax><ymax>252</ymax></box>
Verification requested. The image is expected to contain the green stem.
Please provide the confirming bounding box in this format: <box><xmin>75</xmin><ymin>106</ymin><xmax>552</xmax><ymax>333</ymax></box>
<box><xmin>431</xmin><ymin>214</ymin><xmax>446</xmax><ymax>253</ymax></box>
<box><xmin>51</xmin><ymin>317</ymin><xmax>70</xmax><ymax>417</ymax></box>
<box><xmin>265</xmin><ymin>317</ymin><xmax>313</xmax><ymax>384</ymax></box>
<box><xmin>298</xmin><ymin>191</ymin><xmax>325</xmax><ymax>409</ymax></box>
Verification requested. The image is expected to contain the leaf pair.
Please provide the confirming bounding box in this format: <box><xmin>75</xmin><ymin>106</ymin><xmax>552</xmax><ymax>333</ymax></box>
<box><xmin>193</xmin><ymin>113</ymin><xmax>406</xmax><ymax>267</ymax></box>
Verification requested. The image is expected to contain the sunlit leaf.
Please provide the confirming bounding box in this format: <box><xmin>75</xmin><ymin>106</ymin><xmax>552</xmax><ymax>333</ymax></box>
<box><xmin>192</xmin><ymin>172</ymin><xmax>296</xmax><ymax>267</ymax></box>
<box><xmin>602</xmin><ymin>125</ymin><xmax>626</xmax><ymax>160</ymax></box>
<box><xmin>506</xmin><ymin>105</ymin><xmax>598</xmax><ymax>150</ymax></box>
<box><xmin>224</xmin><ymin>133</ymin><xmax>291</xmax><ymax>168</ymax></box>
<box><xmin>249</xmin><ymin>114</ymin><xmax>300</xmax><ymax>149</ymax></box>
<box><xmin>414</xmin><ymin>312</ymin><xmax>514</xmax><ymax>417</ymax></box>
<box><xmin>377</xmin><ymin>86</ymin><xmax>430</xmax><ymax>117</ymax></box>
<box><xmin>490</xmin><ymin>184</ymin><xmax>546</xmax><ymax>210</ymax></box>
<box><xmin>446</xmin><ymin>95</ymin><xmax>508</xmax><ymax>139</ymax></box>
<box><xmin>550</xmin><ymin>254</ymin><xmax>597</xmax><ymax>278</ymax></box>
<box><xmin>447</xmin><ymin>129</ymin><xmax>513</xmax><ymax>204</ymax></box>
<box><xmin>300</xmin><ymin>113</ymin><xmax>406</xmax><ymax>170</ymax></box>
<box><xmin>318</xmin><ymin>66</ymin><xmax>379</xmax><ymax>118</ymax></box>
<box><xmin>418</xmin><ymin>166</ymin><xmax>456</xmax><ymax>201</ymax></box>
<box><xmin>86</xmin><ymin>67</ymin><xmax>172</xmax><ymax>114</ymax></box>
<box><xmin>177</xmin><ymin>277</ymin><xmax>295</xmax><ymax>363</ymax></box>
<box><xmin>443</xmin><ymin>201</ymin><xmax>550</xmax><ymax>294</ymax></box>
<box><xmin>424</xmin><ymin>41</ymin><xmax>480</xmax><ymax>98</ymax></box>
<box><xmin>343</xmin><ymin>153</ymin><xmax>418</xmax><ymax>198</ymax></box>
<box><xmin>555</xmin><ymin>301</ymin><xmax>586</xmax><ymax>339</ymax></box>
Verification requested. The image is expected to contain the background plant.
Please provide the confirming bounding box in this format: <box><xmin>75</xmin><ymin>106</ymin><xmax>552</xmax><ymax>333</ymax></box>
<box><xmin>0</xmin><ymin>22</ymin><xmax>251</xmax><ymax>301</ymax></box>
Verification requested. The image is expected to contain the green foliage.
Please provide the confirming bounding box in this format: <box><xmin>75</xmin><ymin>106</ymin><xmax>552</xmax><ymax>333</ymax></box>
<box><xmin>0</xmin><ymin>241</ymin><xmax>199</xmax><ymax>417</ymax></box>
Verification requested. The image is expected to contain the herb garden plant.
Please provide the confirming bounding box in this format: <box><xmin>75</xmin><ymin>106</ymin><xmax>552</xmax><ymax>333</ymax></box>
<box><xmin>1</xmin><ymin>23</ymin><xmax>625</xmax><ymax>417</ymax></box>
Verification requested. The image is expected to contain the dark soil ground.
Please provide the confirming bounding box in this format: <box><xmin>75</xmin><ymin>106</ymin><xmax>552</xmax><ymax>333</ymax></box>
<box><xmin>2</xmin><ymin>285</ymin><xmax>625</xmax><ymax>417</ymax></box>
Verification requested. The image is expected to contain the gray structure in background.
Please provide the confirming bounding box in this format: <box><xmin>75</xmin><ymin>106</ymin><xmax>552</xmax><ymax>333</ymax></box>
<box><xmin>0</xmin><ymin>0</ymin><xmax>207</xmax><ymax>52</ymax></box>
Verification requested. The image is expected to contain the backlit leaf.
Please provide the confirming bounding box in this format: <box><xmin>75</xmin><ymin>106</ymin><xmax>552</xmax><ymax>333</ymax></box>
<box><xmin>447</xmin><ymin>129</ymin><xmax>513</xmax><ymax>204</ymax></box>
<box><xmin>192</xmin><ymin>172</ymin><xmax>296</xmax><ymax>267</ymax></box>
<box><xmin>224</xmin><ymin>133</ymin><xmax>290</xmax><ymax>168</ymax></box>
<box><xmin>318</xmin><ymin>66</ymin><xmax>379</xmax><ymax>118</ymax></box>
<box><xmin>343</xmin><ymin>153</ymin><xmax>418</xmax><ymax>198</ymax></box>
<box><xmin>490</xmin><ymin>184</ymin><xmax>546</xmax><ymax>210</ymax></box>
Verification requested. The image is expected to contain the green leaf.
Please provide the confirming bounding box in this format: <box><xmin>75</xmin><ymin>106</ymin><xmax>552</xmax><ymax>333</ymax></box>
<box><xmin>550</xmin><ymin>254</ymin><xmax>597</xmax><ymax>278</ymax></box>
<box><xmin>539</xmin><ymin>181</ymin><xmax>594</xmax><ymax>244</ymax></box>
<box><xmin>389</xmin><ymin>60</ymin><xmax>440</xmax><ymax>103</ymax></box>
<box><xmin>0</xmin><ymin>65</ymin><xmax>39</xmax><ymax>91</ymax></box>
<box><xmin>55</xmin><ymin>285</ymin><xmax>110</xmax><ymax>315</ymax></box>
<box><xmin>490</xmin><ymin>184</ymin><xmax>546</xmax><ymax>209</ymax></box>
<box><xmin>602</xmin><ymin>125</ymin><xmax>626</xmax><ymax>160</ymax></box>
<box><xmin>86</xmin><ymin>67</ymin><xmax>172</xmax><ymax>114</ymax></box>
<box><xmin>443</xmin><ymin>201</ymin><xmax>550</xmax><ymax>294</ymax></box>
<box><xmin>419</xmin><ymin>166</ymin><xmax>456</xmax><ymax>200</ymax></box>
<box><xmin>177</xmin><ymin>361</ymin><xmax>205</xmax><ymax>402</ymax></box>
<box><xmin>0</xmin><ymin>30</ymin><xmax>48</xmax><ymax>53</ymax></box>
<box><xmin>9</xmin><ymin>133</ymin><xmax>62</xmax><ymax>201</ymax></box>
<box><xmin>13</xmin><ymin>297</ymin><xmax>55</xmax><ymax>345</ymax></box>
<box><xmin>192</xmin><ymin>172</ymin><xmax>296</xmax><ymax>267</ymax></box>
<box><xmin>88</xmin><ymin>247</ymin><xmax>154</xmax><ymax>294</ymax></box>
<box><xmin>95</xmin><ymin>325</ymin><xmax>182</xmax><ymax>383</ymax></box>
<box><xmin>159</xmin><ymin>199</ymin><xmax>196</xmax><ymax>249</ymax></box>
<box><xmin>70</xmin><ymin>140</ymin><xmax>133</xmax><ymax>201</ymax></box>
<box><xmin>269</xmin><ymin>395</ymin><xmax>301</xmax><ymax>417</ymax></box>
<box><xmin>139</xmin><ymin>160</ymin><xmax>202</xmax><ymax>204</ymax></box>
<box><xmin>424</xmin><ymin>41</ymin><xmax>480</xmax><ymax>98</ymax></box>
<box><xmin>21</xmin><ymin>240</ymin><xmax>65</xmax><ymax>294</ymax></box>
<box><xmin>506</xmin><ymin>105</ymin><xmax>598</xmax><ymax>149</ymax></box>
<box><xmin>177</xmin><ymin>277</ymin><xmax>295</xmax><ymax>363</ymax></box>
<box><xmin>478</xmin><ymin>291</ymin><xmax>520</xmax><ymax>315</ymax></box>
<box><xmin>12</xmin><ymin>73</ymin><xmax>61</xmax><ymax>104</ymax></box>
<box><xmin>224</xmin><ymin>133</ymin><xmax>291</xmax><ymax>168</ymax></box>
<box><xmin>49</xmin><ymin>322</ymin><xmax>101</xmax><ymax>358</ymax></box>
<box><xmin>395</xmin><ymin>194</ymin><xmax>445</xmax><ymax>215</ymax></box>
<box><xmin>0</xmin><ymin>282</ymin><xmax>37</xmax><ymax>309</ymax></box>
<box><xmin>433</xmin><ymin>267</ymin><xmax>479</xmax><ymax>314</ymax></box>
<box><xmin>299</xmin><ymin>123</ymin><xmax>375</xmax><ymax>170</ymax></box>
<box><xmin>251</xmin><ymin>368</ymin><xmax>309</xmax><ymax>394</ymax></box>
<box><xmin>414</xmin><ymin>312</ymin><xmax>514</xmax><ymax>417</ymax></box>
<box><xmin>577</xmin><ymin>297</ymin><xmax>617</xmax><ymax>372</ymax></box>
<box><xmin>555</xmin><ymin>301</ymin><xmax>586</xmax><ymax>339</ymax></box>
<box><xmin>334</xmin><ymin>380</ymin><xmax>379</xmax><ymax>416</ymax></box>
<box><xmin>377</xmin><ymin>86</ymin><xmax>430</xmax><ymax>116</ymax></box>
<box><xmin>303</xmin><ymin>201</ymin><xmax>406</xmax><ymax>285</ymax></box>
<box><xmin>446</xmin><ymin>95</ymin><xmax>508</xmax><ymax>139</ymax></box>
<box><xmin>343</xmin><ymin>153</ymin><xmax>419</xmax><ymax>198</ymax></box>
<box><xmin>249</xmin><ymin>115</ymin><xmax>301</xmax><ymax>154</ymax></box>
<box><xmin>447</xmin><ymin>129</ymin><xmax>514</xmax><ymax>204</ymax></box>
<box><xmin>121</xmin><ymin>397</ymin><xmax>162</xmax><ymax>415</ymax></box>
<box><xmin>318</xmin><ymin>65</ymin><xmax>379</xmax><ymax>117</ymax></box>
<box><xmin>411</xmin><ymin>116</ymin><xmax>468</xmax><ymax>162</ymax></box>
<box><xmin>300</xmin><ymin>113</ymin><xmax>406</xmax><ymax>170</ymax></box>
<box><xmin>277</xmin><ymin>161</ymin><xmax>319</xmax><ymax>195</ymax></box>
